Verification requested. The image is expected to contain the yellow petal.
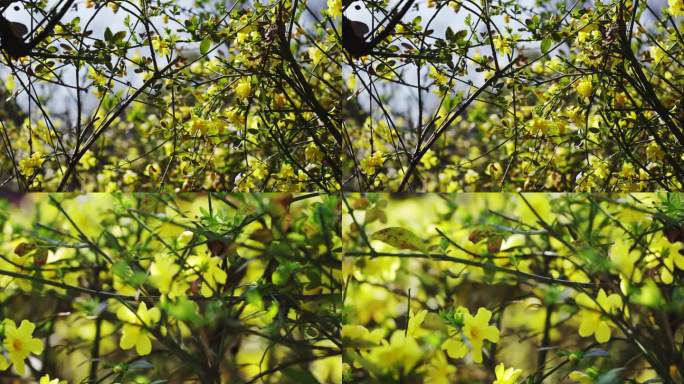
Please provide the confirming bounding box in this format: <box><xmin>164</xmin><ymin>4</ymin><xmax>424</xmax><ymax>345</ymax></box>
<box><xmin>136</xmin><ymin>334</ymin><xmax>152</xmax><ymax>356</ymax></box>
<box><xmin>483</xmin><ymin>325</ymin><xmax>500</xmax><ymax>343</ymax></box>
<box><xmin>13</xmin><ymin>358</ymin><xmax>26</xmax><ymax>375</ymax></box>
<box><xmin>201</xmin><ymin>283</ymin><xmax>212</xmax><ymax>297</ymax></box>
<box><xmin>27</xmin><ymin>338</ymin><xmax>44</xmax><ymax>355</ymax></box>
<box><xmin>578</xmin><ymin>315</ymin><xmax>596</xmax><ymax>338</ymax></box>
<box><xmin>17</xmin><ymin>320</ymin><xmax>36</xmax><ymax>336</ymax></box>
<box><xmin>117</xmin><ymin>305</ymin><xmax>136</xmax><ymax>323</ymax></box>
<box><xmin>474</xmin><ymin>307</ymin><xmax>492</xmax><ymax>324</ymax></box>
<box><xmin>674</xmin><ymin>249</ymin><xmax>684</xmax><ymax>270</ymax></box>
<box><xmin>441</xmin><ymin>338</ymin><xmax>467</xmax><ymax>359</ymax></box>
<box><xmin>495</xmin><ymin>362</ymin><xmax>505</xmax><ymax>378</ymax></box>
<box><xmin>595</xmin><ymin>321</ymin><xmax>611</xmax><ymax>343</ymax></box>
<box><xmin>137</xmin><ymin>302</ymin><xmax>149</xmax><ymax>318</ymax></box>
<box><xmin>120</xmin><ymin>325</ymin><xmax>140</xmax><ymax>350</ymax></box>
<box><xmin>574</xmin><ymin>293</ymin><xmax>595</xmax><ymax>309</ymax></box>
<box><xmin>147</xmin><ymin>307</ymin><xmax>161</xmax><ymax>324</ymax></box>
<box><xmin>470</xmin><ymin>341</ymin><xmax>483</xmax><ymax>363</ymax></box>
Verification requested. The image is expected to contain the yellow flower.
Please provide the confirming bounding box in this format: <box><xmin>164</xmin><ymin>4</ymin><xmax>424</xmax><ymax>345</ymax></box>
<box><xmin>486</xmin><ymin>162</ymin><xmax>503</xmax><ymax>179</ymax></box>
<box><xmin>79</xmin><ymin>150</ymin><xmax>97</xmax><ymax>170</ymax></box>
<box><xmin>187</xmin><ymin>254</ymin><xmax>227</xmax><ymax>297</ymax></box>
<box><xmin>2</xmin><ymin>319</ymin><xmax>44</xmax><ymax>374</ymax></box>
<box><xmin>189</xmin><ymin>117</ymin><xmax>209</xmax><ymax>135</ymax></box>
<box><xmin>87</xmin><ymin>66</ymin><xmax>106</xmax><ymax>86</ymax></box>
<box><xmin>278</xmin><ymin>163</ymin><xmax>295</xmax><ymax>179</ymax></box>
<box><xmin>116</xmin><ymin>302</ymin><xmax>161</xmax><ymax>356</ymax></box>
<box><xmin>609</xmin><ymin>238</ymin><xmax>642</xmax><ymax>291</ymax></box>
<box><xmin>619</xmin><ymin>162</ymin><xmax>635</xmax><ymax>179</ymax></box>
<box><xmin>305</xmin><ymin>142</ymin><xmax>324</xmax><ymax>163</ymax></box>
<box><xmin>5</xmin><ymin>75</ymin><xmax>15</xmax><ymax>92</ymax></box>
<box><xmin>441</xmin><ymin>336</ymin><xmax>468</xmax><ymax>359</ymax></box>
<box><xmin>308</xmin><ymin>46</ymin><xmax>324</xmax><ymax>66</ymax></box>
<box><xmin>360</xmin><ymin>151</ymin><xmax>384</xmax><ymax>175</ymax></box>
<box><xmin>568</xmin><ymin>370</ymin><xmax>594</xmax><ymax>384</ymax></box>
<box><xmin>252</xmin><ymin>161</ymin><xmax>269</xmax><ymax>180</ymax></box>
<box><xmin>144</xmin><ymin>163</ymin><xmax>161</xmax><ymax>179</ymax></box>
<box><xmin>310</xmin><ymin>340</ymin><xmax>342</xmax><ymax>383</ymax></box>
<box><xmin>463</xmin><ymin>307</ymin><xmax>500</xmax><ymax>363</ymax></box>
<box><xmin>669</xmin><ymin>0</ymin><xmax>684</xmax><ymax>16</ymax></box>
<box><xmin>529</xmin><ymin>117</ymin><xmax>552</xmax><ymax>135</ymax></box>
<box><xmin>151</xmin><ymin>36</ymin><xmax>171</xmax><ymax>56</ymax></box>
<box><xmin>235</xmin><ymin>78</ymin><xmax>252</xmax><ymax>98</ymax></box>
<box><xmin>646</xmin><ymin>140</ymin><xmax>664</xmax><ymax>161</ymax></box>
<box><xmin>429</xmin><ymin>66</ymin><xmax>449</xmax><ymax>87</ymax></box>
<box><xmin>650</xmin><ymin>45</ymin><xmax>666</xmax><ymax>65</ymax></box>
<box><xmin>39</xmin><ymin>374</ymin><xmax>65</xmax><ymax>384</ymax></box>
<box><xmin>341</xmin><ymin>324</ymin><xmax>384</xmax><ymax>346</ymax></box>
<box><xmin>575</xmin><ymin>78</ymin><xmax>593</xmax><ymax>98</ymax></box>
<box><xmin>421</xmin><ymin>149</ymin><xmax>439</xmax><ymax>169</ymax></box>
<box><xmin>575</xmin><ymin>289</ymin><xmax>622</xmax><ymax>343</ymax></box>
<box><xmin>122</xmin><ymin>170</ymin><xmax>138</xmax><ymax>185</ymax></box>
<box><xmin>464</xmin><ymin>169</ymin><xmax>479</xmax><ymax>184</ymax></box>
<box><xmin>651</xmin><ymin>236</ymin><xmax>684</xmax><ymax>284</ymax></box>
<box><xmin>493</xmin><ymin>363</ymin><xmax>523</xmax><ymax>384</ymax></box>
<box><xmin>373</xmin><ymin>331</ymin><xmax>422</xmax><ymax>375</ymax></box>
<box><xmin>18</xmin><ymin>151</ymin><xmax>44</xmax><ymax>176</ymax></box>
<box><xmin>150</xmin><ymin>254</ymin><xmax>187</xmax><ymax>298</ymax></box>
<box><xmin>424</xmin><ymin>352</ymin><xmax>456</xmax><ymax>384</ymax></box>
<box><xmin>493</xmin><ymin>36</ymin><xmax>512</xmax><ymax>56</ymax></box>
<box><xmin>177</xmin><ymin>230</ymin><xmax>194</xmax><ymax>246</ymax></box>
<box><xmin>406</xmin><ymin>309</ymin><xmax>427</xmax><ymax>337</ymax></box>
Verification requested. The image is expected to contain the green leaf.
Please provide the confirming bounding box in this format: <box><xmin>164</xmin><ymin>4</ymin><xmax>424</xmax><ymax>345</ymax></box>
<box><xmin>113</xmin><ymin>30</ymin><xmax>127</xmax><ymax>42</ymax></box>
<box><xmin>445</xmin><ymin>27</ymin><xmax>454</xmax><ymax>41</ymax></box>
<box><xmin>370</xmin><ymin>227</ymin><xmax>426</xmax><ymax>252</ymax></box>
<box><xmin>200</xmin><ymin>38</ymin><xmax>211</xmax><ymax>55</ymax></box>
<box><xmin>454</xmin><ymin>29</ymin><xmax>468</xmax><ymax>41</ymax></box>
<box><xmin>128</xmin><ymin>360</ymin><xmax>154</xmax><ymax>370</ymax></box>
<box><xmin>540</xmin><ymin>37</ymin><xmax>552</xmax><ymax>54</ymax></box>
<box><xmin>596</xmin><ymin>368</ymin><xmax>625</xmax><ymax>384</ymax></box>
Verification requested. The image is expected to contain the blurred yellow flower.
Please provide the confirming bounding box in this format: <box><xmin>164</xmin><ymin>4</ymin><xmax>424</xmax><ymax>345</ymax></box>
<box><xmin>575</xmin><ymin>78</ymin><xmax>593</xmax><ymax>98</ymax></box>
<box><xmin>152</xmin><ymin>36</ymin><xmax>171</xmax><ymax>56</ymax></box>
<box><xmin>2</xmin><ymin>319</ymin><xmax>44</xmax><ymax>374</ymax></box>
<box><xmin>39</xmin><ymin>375</ymin><xmax>65</xmax><ymax>384</ymax></box>
<box><xmin>669</xmin><ymin>0</ymin><xmax>684</xmax><ymax>16</ymax></box>
<box><xmin>116</xmin><ymin>302</ymin><xmax>161</xmax><ymax>356</ymax></box>
<box><xmin>463</xmin><ymin>307</ymin><xmax>500</xmax><ymax>363</ymax></box>
<box><xmin>327</xmin><ymin>0</ymin><xmax>342</xmax><ymax>18</ymax></box>
<box><xmin>18</xmin><ymin>152</ymin><xmax>44</xmax><ymax>176</ymax></box>
<box><xmin>421</xmin><ymin>149</ymin><xmax>439</xmax><ymax>169</ymax></box>
<box><xmin>150</xmin><ymin>254</ymin><xmax>187</xmax><ymax>298</ymax></box>
<box><xmin>493</xmin><ymin>363</ymin><xmax>523</xmax><ymax>384</ymax></box>
<box><xmin>235</xmin><ymin>78</ymin><xmax>252</xmax><ymax>98</ymax></box>
<box><xmin>360</xmin><ymin>151</ymin><xmax>384</xmax><ymax>175</ymax></box>
<box><xmin>575</xmin><ymin>289</ymin><xmax>622</xmax><ymax>343</ymax></box>
<box><xmin>424</xmin><ymin>352</ymin><xmax>456</xmax><ymax>384</ymax></box>
<box><xmin>187</xmin><ymin>253</ymin><xmax>227</xmax><ymax>297</ymax></box>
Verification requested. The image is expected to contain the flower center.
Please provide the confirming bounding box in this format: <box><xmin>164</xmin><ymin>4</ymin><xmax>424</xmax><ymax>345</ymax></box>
<box><xmin>469</xmin><ymin>327</ymin><xmax>480</xmax><ymax>340</ymax></box>
<box><xmin>12</xmin><ymin>339</ymin><xmax>23</xmax><ymax>352</ymax></box>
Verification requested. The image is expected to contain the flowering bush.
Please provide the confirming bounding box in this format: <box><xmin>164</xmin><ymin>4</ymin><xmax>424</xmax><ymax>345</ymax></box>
<box><xmin>0</xmin><ymin>0</ymin><xmax>342</xmax><ymax>192</ymax></box>
<box><xmin>0</xmin><ymin>193</ymin><xmax>341</xmax><ymax>382</ymax></box>
<box><xmin>342</xmin><ymin>0</ymin><xmax>684</xmax><ymax>191</ymax></box>
<box><xmin>343</xmin><ymin>193</ymin><xmax>684</xmax><ymax>382</ymax></box>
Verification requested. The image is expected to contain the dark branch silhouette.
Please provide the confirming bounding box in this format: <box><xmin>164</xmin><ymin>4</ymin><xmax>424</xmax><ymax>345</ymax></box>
<box><xmin>342</xmin><ymin>0</ymin><xmax>415</xmax><ymax>57</ymax></box>
<box><xmin>0</xmin><ymin>0</ymin><xmax>75</xmax><ymax>58</ymax></box>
